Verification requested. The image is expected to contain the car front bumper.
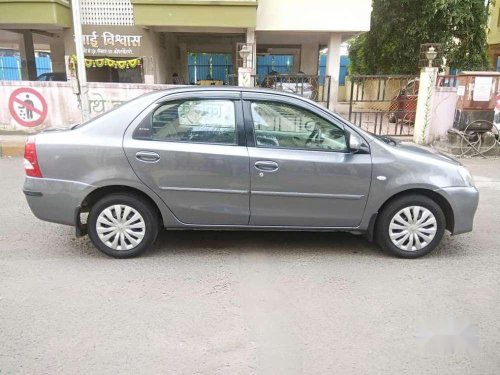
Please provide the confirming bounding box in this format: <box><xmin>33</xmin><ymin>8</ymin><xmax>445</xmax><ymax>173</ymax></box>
<box><xmin>435</xmin><ymin>186</ymin><xmax>479</xmax><ymax>235</ymax></box>
<box><xmin>23</xmin><ymin>177</ymin><xmax>93</xmax><ymax>226</ymax></box>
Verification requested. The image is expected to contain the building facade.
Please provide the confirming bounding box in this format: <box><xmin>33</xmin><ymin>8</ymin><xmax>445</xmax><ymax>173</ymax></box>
<box><xmin>488</xmin><ymin>0</ymin><xmax>500</xmax><ymax>70</ymax></box>
<box><xmin>0</xmin><ymin>0</ymin><xmax>372</xmax><ymax>106</ymax></box>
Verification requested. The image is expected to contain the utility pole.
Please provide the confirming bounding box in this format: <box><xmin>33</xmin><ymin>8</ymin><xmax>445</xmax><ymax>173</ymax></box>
<box><xmin>71</xmin><ymin>0</ymin><xmax>90</xmax><ymax>121</ymax></box>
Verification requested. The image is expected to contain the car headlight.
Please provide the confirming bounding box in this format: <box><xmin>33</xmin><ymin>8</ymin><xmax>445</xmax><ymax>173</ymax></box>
<box><xmin>458</xmin><ymin>166</ymin><xmax>475</xmax><ymax>187</ymax></box>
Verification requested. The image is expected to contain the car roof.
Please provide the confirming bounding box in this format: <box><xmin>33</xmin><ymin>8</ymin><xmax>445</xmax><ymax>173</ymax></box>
<box><xmin>153</xmin><ymin>85</ymin><xmax>322</xmax><ymax>106</ymax></box>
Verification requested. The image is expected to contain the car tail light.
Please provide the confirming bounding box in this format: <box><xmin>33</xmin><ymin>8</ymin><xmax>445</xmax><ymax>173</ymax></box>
<box><xmin>24</xmin><ymin>136</ymin><xmax>42</xmax><ymax>178</ymax></box>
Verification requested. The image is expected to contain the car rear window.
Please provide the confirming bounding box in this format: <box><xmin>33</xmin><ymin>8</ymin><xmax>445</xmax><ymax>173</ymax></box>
<box><xmin>134</xmin><ymin>99</ymin><xmax>237</xmax><ymax>145</ymax></box>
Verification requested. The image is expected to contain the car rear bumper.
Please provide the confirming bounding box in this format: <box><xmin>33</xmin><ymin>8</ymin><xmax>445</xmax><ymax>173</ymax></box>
<box><xmin>23</xmin><ymin>177</ymin><xmax>93</xmax><ymax>226</ymax></box>
<box><xmin>435</xmin><ymin>186</ymin><xmax>479</xmax><ymax>235</ymax></box>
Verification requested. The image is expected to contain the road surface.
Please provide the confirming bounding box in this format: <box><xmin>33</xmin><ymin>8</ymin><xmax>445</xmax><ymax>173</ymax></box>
<box><xmin>1</xmin><ymin>157</ymin><xmax>499</xmax><ymax>374</ymax></box>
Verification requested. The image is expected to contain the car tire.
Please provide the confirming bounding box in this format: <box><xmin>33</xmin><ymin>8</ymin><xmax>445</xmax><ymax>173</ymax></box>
<box><xmin>376</xmin><ymin>194</ymin><xmax>446</xmax><ymax>258</ymax></box>
<box><xmin>87</xmin><ymin>193</ymin><xmax>159</xmax><ymax>258</ymax></box>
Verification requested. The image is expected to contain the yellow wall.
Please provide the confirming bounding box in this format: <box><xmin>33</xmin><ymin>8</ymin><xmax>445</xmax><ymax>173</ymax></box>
<box><xmin>488</xmin><ymin>0</ymin><xmax>500</xmax><ymax>45</ymax></box>
<box><xmin>0</xmin><ymin>0</ymin><xmax>71</xmax><ymax>27</ymax></box>
<box><xmin>132</xmin><ymin>0</ymin><xmax>257</xmax><ymax>27</ymax></box>
<box><xmin>256</xmin><ymin>0</ymin><xmax>371</xmax><ymax>32</ymax></box>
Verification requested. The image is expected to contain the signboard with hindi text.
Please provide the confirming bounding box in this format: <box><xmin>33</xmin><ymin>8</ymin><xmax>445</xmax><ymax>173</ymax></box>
<box><xmin>82</xmin><ymin>26</ymin><xmax>146</xmax><ymax>57</ymax></box>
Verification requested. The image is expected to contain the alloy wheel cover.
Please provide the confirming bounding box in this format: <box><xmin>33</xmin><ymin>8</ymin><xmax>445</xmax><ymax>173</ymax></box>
<box><xmin>96</xmin><ymin>204</ymin><xmax>146</xmax><ymax>251</ymax></box>
<box><xmin>389</xmin><ymin>206</ymin><xmax>437</xmax><ymax>251</ymax></box>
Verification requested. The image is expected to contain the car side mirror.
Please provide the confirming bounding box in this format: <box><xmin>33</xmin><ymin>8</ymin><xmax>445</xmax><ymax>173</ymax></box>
<box><xmin>349</xmin><ymin>133</ymin><xmax>362</xmax><ymax>153</ymax></box>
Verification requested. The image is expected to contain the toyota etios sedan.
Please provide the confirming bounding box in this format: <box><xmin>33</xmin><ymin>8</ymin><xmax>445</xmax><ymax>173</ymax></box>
<box><xmin>23</xmin><ymin>87</ymin><xmax>478</xmax><ymax>258</ymax></box>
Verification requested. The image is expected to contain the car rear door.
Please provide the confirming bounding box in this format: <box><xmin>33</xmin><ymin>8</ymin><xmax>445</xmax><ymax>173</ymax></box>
<box><xmin>242</xmin><ymin>92</ymin><xmax>372</xmax><ymax>227</ymax></box>
<box><xmin>123</xmin><ymin>90</ymin><xmax>250</xmax><ymax>225</ymax></box>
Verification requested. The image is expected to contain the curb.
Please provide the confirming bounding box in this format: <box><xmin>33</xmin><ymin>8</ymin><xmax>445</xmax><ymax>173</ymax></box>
<box><xmin>0</xmin><ymin>142</ymin><xmax>25</xmax><ymax>157</ymax></box>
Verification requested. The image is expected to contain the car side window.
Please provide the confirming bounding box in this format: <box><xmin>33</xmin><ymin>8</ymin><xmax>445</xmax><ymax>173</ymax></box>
<box><xmin>250</xmin><ymin>101</ymin><xmax>347</xmax><ymax>152</ymax></box>
<box><xmin>143</xmin><ymin>99</ymin><xmax>237</xmax><ymax>145</ymax></box>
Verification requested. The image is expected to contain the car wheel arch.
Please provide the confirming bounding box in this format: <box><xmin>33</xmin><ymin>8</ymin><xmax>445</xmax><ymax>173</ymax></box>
<box><xmin>368</xmin><ymin>188</ymin><xmax>455</xmax><ymax>241</ymax></box>
<box><xmin>79</xmin><ymin>185</ymin><xmax>167</xmax><ymax>229</ymax></box>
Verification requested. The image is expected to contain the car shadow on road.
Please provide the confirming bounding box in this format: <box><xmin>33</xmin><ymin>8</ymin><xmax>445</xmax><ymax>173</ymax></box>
<box><xmin>146</xmin><ymin>230</ymin><xmax>384</xmax><ymax>258</ymax></box>
<box><xmin>71</xmin><ymin>228</ymin><xmax>467</xmax><ymax>260</ymax></box>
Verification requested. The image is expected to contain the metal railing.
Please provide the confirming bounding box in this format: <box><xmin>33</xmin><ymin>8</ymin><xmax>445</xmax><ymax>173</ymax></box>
<box><xmin>227</xmin><ymin>73</ymin><xmax>331</xmax><ymax>108</ymax></box>
<box><xmin>348</xmin><ymin>75</ymin><xmax>419</xmax><ymax>136</ymax></box>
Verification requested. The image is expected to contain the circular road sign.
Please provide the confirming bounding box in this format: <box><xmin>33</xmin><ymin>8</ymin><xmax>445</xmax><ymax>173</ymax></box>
<box><xmin>8</xmin><ymin>87</ymin><xmax>48</xmax><ymax>127</ymax></box>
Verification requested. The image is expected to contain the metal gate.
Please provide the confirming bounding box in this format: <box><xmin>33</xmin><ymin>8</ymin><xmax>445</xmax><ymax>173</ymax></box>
<box><xmin>187</xmin><ymin>53</ymin><xmax>233</xmax><ymax>84</ymax></box>
<box><xmin>348</xmin><ymin>75</ymin><xmax>419</xmax><ymax>136</ymax></box>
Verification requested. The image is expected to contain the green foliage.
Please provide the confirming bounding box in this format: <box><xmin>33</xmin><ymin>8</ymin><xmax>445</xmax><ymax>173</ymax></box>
<box><xmin>349</xmin><ymin>0</ymin><xmax>492</xmax><ymax>75</ymax></box>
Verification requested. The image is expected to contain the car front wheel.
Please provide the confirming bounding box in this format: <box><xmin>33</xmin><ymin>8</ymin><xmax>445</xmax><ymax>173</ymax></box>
<box><xmin>87</xmin><ymin>193</ymin><xmax>159</xmax><ymax>258</ymax></box>
<box><xmin>376</xmin><ymin>195</ymin><xmax>446</xmax><ymax>258</ymax></box>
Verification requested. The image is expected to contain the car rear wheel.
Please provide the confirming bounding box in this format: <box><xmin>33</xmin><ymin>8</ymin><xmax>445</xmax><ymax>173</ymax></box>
<box><xmin>88</xmin><ymin>193</ymin><xmax>159</xmax><ymax>258</ymax></box>
<box><xmin>376</xmin><ymin>195</ymin><xmax>446</xmax><ymax>258</ymax></box>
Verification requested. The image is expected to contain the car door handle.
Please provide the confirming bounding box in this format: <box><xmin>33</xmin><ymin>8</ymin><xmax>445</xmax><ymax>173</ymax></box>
<box><xmin>254</xmin><ymin>161</ymin><xmax>279</xmax><ymax>172</ymax></box>
<box><xmin>136</xmin><ymin>151</ymin><xmax>160</xmax><ymax>163</ymax></box>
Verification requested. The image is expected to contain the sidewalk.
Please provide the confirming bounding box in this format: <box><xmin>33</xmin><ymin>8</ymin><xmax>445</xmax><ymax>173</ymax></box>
<box><xmin>0</xmin><ymin>134</ymin><xmax>28</xmax><ymax>157</ymax></box>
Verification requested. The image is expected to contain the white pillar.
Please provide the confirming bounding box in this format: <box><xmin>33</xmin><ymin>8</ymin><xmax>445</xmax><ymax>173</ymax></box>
<box><xmin>300</xmin><ymin>43</ymin><xmax>319</xmax><ymax>75</ymax></box>
<box><xmin>326</xmin><ymin>33</ymin><xmax>341</xmax><ymax>109</ymax></box>
<box><xmin>71</xmin><ymin>0</ymin><xmax>90</xmax><ymax>121</ymax></box>
<box><xmin>413</xmin><ymin>67</ymin><xmax>438</xmax><ymax>145</ymax></box>
<box><xmin>238</xmin><ymin>28</ymin><xmax>256</xmax><ymax>87</ymax></box>
<box><xmin>246</xmin><ymin>27</ymin><xmax>256</xmax><ymax>72</ymax></box>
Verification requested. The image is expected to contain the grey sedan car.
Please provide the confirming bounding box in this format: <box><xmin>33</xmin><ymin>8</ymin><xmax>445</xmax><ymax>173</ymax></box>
<box><xmin>23</xmin><ymin>87</ymin><xmax>478</xmax><ymax>258</ymax></box>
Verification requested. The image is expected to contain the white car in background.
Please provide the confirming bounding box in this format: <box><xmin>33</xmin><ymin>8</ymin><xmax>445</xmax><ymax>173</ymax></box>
<box><xmin>260</xmin><ymin>72</ymin><xmax>314</xmax><ymax>99</ymax></box>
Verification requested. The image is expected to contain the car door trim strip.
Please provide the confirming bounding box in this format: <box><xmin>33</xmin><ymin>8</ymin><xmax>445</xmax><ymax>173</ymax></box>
<box><xmin>160</xmin><ymin>187</ymin><xmax>249</xmax><ymax>195</ymax></box>
<box><xmin>252</xmin><ymin>191</ymin><xmax>364</xmax><ymax>200</ymax></box>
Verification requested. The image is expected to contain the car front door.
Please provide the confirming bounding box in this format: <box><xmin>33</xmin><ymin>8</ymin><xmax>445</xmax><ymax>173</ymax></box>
<box><xmin>124</xmin><ymin>91</ymin><xmax>250</xmax><ymax>225</ymax></box>
<box><xmin>242</xmin><ymin>93</ymin><xmax>372</xmax><ymax>227</ymax></box>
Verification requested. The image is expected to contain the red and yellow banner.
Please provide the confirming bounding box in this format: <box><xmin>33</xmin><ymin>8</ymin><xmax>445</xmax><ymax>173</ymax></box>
<box><xmin>69</xmin><ymin>55</ymin><xmax>141</xmax><ymax>71</ymax></box>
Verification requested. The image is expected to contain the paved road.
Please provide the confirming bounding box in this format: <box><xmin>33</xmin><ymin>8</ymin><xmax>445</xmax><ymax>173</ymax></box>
<box><xmin>1</xmin><ymin>157</ymin><xmax>499</xmax><ymax>374</ymax></box>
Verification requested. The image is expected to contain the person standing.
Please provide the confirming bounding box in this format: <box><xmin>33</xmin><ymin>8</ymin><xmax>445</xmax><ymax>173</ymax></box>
<box><xmin>23</xmin><ymin>94</ymin><xmax>34</xmax><ymax>119</ymax></box>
